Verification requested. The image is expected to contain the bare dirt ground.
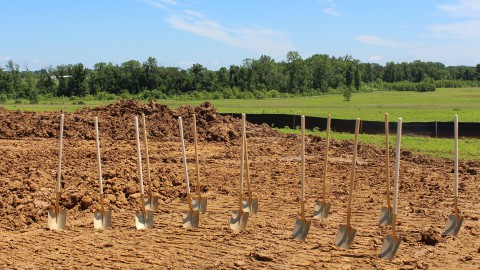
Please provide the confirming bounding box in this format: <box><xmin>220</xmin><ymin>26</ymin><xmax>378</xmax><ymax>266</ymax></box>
<box><xmin>0</xmin><ymin>101</ymin><xmax>478</xmax><ymax>269</ymax></box>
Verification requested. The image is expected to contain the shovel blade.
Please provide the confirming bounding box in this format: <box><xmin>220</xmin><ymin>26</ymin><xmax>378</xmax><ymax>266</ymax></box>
<box><xmin>47</xmin><ymin>209</ymin><xmax>67</xmax><ymax>230</ymax></box>
<box><xmin>182</xmin><ymin>210</ymin><xmax>200</xmax><ymax>228</ymax></box>
<box><xmin>144</xmin><ymin>196</ymin><xmax>159</xmax><ymax>211</ymax></box>
<box><xmin>444</xmin><ymin>214</ymin><xmax>464</xmax><ymax>236</ymax></box>
<box><xmin>192</xmin><ymin>197</ymin><xmax>207</xmax><ymax>213</ymax></box>
<box><xmin>93</xmin><ymin>211</ymin><xmax>112</xmax><ymax>230</ymax></box>
<box><xmin>379</xmin><ymin>206</ymin><xmax>393</xmax><ymax>226</ymax></box>
<box><xmin>134</xmin><ymin>211</ymin><xmax>154</xmax><ymax>230</ymax></box>
<box><xmin>292</xmin><ymin>218</ymin><xmax>311</xmax><ymax>241</ymax></box>
<box><xmin>230</xmin><ymin>210</ymin><xmax>249</xmax><ymax>232</ymax></box>
<box><xmin>379</xmin><ymin>235</ymin><xmax>401</xmax><ymax>261</ymax></box>
<box><xmin>313</xmin><ymin>200</ymin><xmax>331</xmax><ymax>219</ymax></box>
<box><xmin>335</xmin><ymin>224</ymin><xmax>357</xmax><ymax>248</ymax></box>
<box><xmin>242</xmin><ymin>198</ymin><xmax>259</xmax><ymax>214</ymax></box>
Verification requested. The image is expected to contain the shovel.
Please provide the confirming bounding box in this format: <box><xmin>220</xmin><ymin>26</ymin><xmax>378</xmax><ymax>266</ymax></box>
<box><xmin>178</xmin><ymin>116</ymin><xmax>200</xmax><ymax>229</ymax></box>
<box><xmin>292</xmin><ymin>115</ymin><xmax>311</xmax><ymax>241</ymax></box>
<box><xmin>48</xmin><ymin>113</ymin><xmax>67</xmax><ymax>230</ymax></box>
<box><xmin>380</xmin><ymin>117</ymin><xmax>403</xmax><ymax>260</ymax></box>
<box><xmin>313</xmin><ymin>113</ymin><xmax>332</xmax><ymax>219</ymax></box>
<box><xmin>334</xmin><ymin>118</ymin><xmax>360</xmax><ymax>248</ymax></box>
<box><xmin>230</xmin><ymin>113</ymin><xmax>250</xmax><ymax>232</ymax></box>
<box><xmin>379</xmin><ymin>113</ymin><xmax>393</xmax><ymax>226</ymax></box>
<box><xmin>444</xmin><ymin>115</ymin><xmax>464</xmax><ymax>236</ymax></box>
<box><xmin>191</xmin><ymin>113</ymin><xmax>207</xmax><ymax>213</ymax></box>
<box><xmin>141</xmin><ymin>114</ymin><xmax>159</xmax><ymax>211</ymax></box>
<box><xmin>242</xmin><ymin>115</ymin><xmax>258</xmax><ymax>214</ymax></box>
<box><xmin>93</xmin><ymin>116</ymin><xmax>112</xmax><ymax>230</ymax></box>
<box><xmin>134</xmin><ymin>116</ymin><xmax>154</xmax><ymax>230</ymax></box>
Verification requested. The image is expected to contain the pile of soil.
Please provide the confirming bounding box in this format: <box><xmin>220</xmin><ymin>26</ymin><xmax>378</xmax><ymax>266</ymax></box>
<box><xmin>0</xmin><ymin>100</ymin><xmax>278</xmax><ymax>142</ymax></box>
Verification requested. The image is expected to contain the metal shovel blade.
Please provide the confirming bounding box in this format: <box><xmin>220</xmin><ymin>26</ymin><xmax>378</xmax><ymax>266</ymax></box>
<box><xmin>47</xmin><ymin>209</ymin><xmax>67</xmax><ymax>230</ymax></box>
<box><xmin>444</xmin><ymin>214</ymin><xmax>464</xmax><ymax>236</ymax></box>
<box><xmin>230</xmin><ymin>210</ymin><xmax>249</xmax><ymax>232</ymax></box>
<box><xmin>292</xmin><ymin>218</ymin><xmax>311</xmax><ymax>241</ymax></box>
<box><xmin>379</xmin><ymin>206</ymin><xmax>393</xmax><ymax>226</ymax></box>
<box><xmin>134</xmin><ymin>211</ymin><xmax>154</xmax><ymax>230</ymax></box>
<box><xmin>93</xmin><ymin>211</ymin><xmax>112</xmax><ymax>230</ymax></box>
<box><xmin>379</xmin><ymin>235</ymin><xmax>401</xmax><ymax>261</ymax></box>
<box><xmin>242</xmin><ymin>198</ymin><xmax>259</xmax><ymax>214</ymax></box>
<box><xmin>144</xmin><ymin>195</ymin><xmax>159</xmax><ymax>211</ymax></box>
<box><xmin>192</xmin><ymin>197</ymin><xmax>207</xmax><ymax>213</ymax></box>
<box><xmin>313</xmin><ymin>200</ymin><xmax>331</xmax><ymax>219</ymax></box>
<box><xmin>182</xmin><ymin>209</ymin><xmax>200</xmax><ymax>228</ymax></box>
<box><xmin>334</xmin><ymin>224</ymin><xmax>357</xmax><ymax>248</ymax></box>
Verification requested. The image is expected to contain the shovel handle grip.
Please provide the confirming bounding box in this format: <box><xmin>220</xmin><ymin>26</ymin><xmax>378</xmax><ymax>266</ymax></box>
<box><xmin>179</xmin><ymin>117</ymin><xmax>191</xmax><ymax>195</ymax></box>
<box><xmin>347</xmin><ymin>118</ymin><xmax>360</xmax><ymax>226</ymax></box>
<box><xmin>393</xmin><ymin>118</ymin><xmax>402</xmax><ymax>215</ymax></box>
<box><xmin>454</xmin><ymin>115</ymin><xmax>458</xmax><ymax>200</ymax></box>
<box><xmin>301</xmin><ymin>115</ymin><xmax>305</xmax><ymax>202</ymax></box>
<box><xmin>95</xmin><ymin>117</ymin><xmax>104</xmax><ymax>195</ymax></box>
<box><xmin>134</xmin><ymin>116</ymin><xmax>145</xmax><ymax>195</ymax></box>
<box><xmin>244</xmin><ymin>117</ymin><xmax>252</xmax><ymax>197</ymax></box>
<box><xmin>192</xmin><ymin>113</ymin><xmax>201</xmax><ymax>197</ymax></box>
<box><xmin>56</xmin><ymin>114</ymin><xmax>64</xmax><ymax>192</ymax></box>
<box><xmin>142</xmin><ymin>114</ymin><xmax>153</xmax><ymax>197</ymax></box>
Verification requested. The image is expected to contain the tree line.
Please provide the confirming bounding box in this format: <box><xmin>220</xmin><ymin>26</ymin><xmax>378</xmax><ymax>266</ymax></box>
<box><xmin>1</xmin><ymin>51</ymin><xmax>480</xmax><ymax>103</ymax></box>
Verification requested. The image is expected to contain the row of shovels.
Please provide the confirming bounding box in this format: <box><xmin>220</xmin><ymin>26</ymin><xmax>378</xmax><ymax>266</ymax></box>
<box><xmin>48</xmin><ymin>113</ymin><xmax>209</xmax><ymax>230</ymax></box>
<box><xmin>292</xmin><ymin>114</ymin><xmax>463</xmax><ymax>261</ymax></box>
<box><xmin>46</xmin><ymin>112</ymin><xmax>463</xmax><ymax>261</ymax></box>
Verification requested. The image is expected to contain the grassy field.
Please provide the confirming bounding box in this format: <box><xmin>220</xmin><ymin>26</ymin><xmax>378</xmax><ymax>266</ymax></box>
<box><xmin>2</xmin><ymin>88</ymin><xmax>479</xmax><ymax>160</ymax></box>
<box><xmin>3</xmin><ymin>88</ymin><xmax>480</xmax><ymax>122</ymax></box>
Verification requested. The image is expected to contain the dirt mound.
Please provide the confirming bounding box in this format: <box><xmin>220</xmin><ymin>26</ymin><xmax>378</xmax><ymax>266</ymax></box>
<box><xmin>0</xmin><ymin>100</ymin><xmax>279</xmax><ymax>142</ymax></box>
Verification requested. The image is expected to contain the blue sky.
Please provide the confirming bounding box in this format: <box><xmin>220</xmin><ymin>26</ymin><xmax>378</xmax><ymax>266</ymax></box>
<box><xmin>1</xmin><ymin>0</ymin><xmax>479</xmax><ymax>71</ymax></box>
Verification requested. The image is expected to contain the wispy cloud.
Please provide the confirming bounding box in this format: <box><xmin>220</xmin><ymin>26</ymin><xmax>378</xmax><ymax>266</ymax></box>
<box><xmin>355</xmin><ymin>35</ymin><xmax>404</xmax><ymax>48</ymax></box>
<box><xmin>0</xmin><ymin>56</ymin><xmax>12</xmax><ymax>62</ymax></box>
<box><xmin>369</xmin><ymin>55</ymin><xmax>384</xmax><ymax>62</ymax></box>
<box><xmin>428</xmin><ymin>20</ymin><xmax>480</xmax><ymax>40</ymax></box>
<box><xmin>319</xmin><ymin>0</ymin><xmax>340</xmax><ymax>16</ymax></box>
<box><xmin>437</xmin><ymin>0</ymin><xmax>480</xmax><ymax>18</ymax></box>
<box><xmin>165</xmin><ymin>10</ymin><xmax>295</xmax><ymax>56</ymax></box>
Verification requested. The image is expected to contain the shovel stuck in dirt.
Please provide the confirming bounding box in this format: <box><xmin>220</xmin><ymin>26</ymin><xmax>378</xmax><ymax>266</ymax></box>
<box><xmin>178</xmin><ymin>117</ymin><xmax>200</xmax><ymax>229</ymax></box>
<box><xmin>444</xmin><ymin>115</ymin><xmax>464</xmax><ymax>236</ymax></box>
<box><xmin>48</xmin><ymin>113</ymin><xmax>67</xmax><ymax>230</ymax></box>
<box><xmin>379</xmin><ymin>113</ymin><xmax>393</xmax><ymax>226</ymax></box>
<box><xmin>242</xmin><ymin>115</ymin><xmax>258</xmax><ymax>214</ymax></box>
<box><xmin>379</xmin><ymin>118</ymin><xmax>403</xmax><ymax>261</ymax></box>
<box><xmin>334</xmin><ymin>118</ymin><xmax>360</xmax><ymax>248</ymax></box>
<box><xmin>230</xmin><ymin>114</ymin><xmax>250</xmax><ymax>232</ymax></box>
<box><xmin>292</xmin><ymin>115</ymin><xmax>311</xmax><ymax>241</ymax></box>
<box><xmin>141</xmin><ymin>114</ymin><xmax>159</xmax><ymax>212</ymax></box>
<box><xmin>313</xmin><ymin>113</ymin><xmax>332</xmax><ymax>219</ymax></box>
<box><xmin>134</xmin><ymin>116</ymin><xmax>154</xmax><ymax>230</ymax></box>
<box><xmin>191</xmin><ymin>114</ymin><xmax>207</xmax><ymax>213</ymax></box>
<box><xmin>93</xmin><ymin>116</ymin><xmax>112</xmax><ymax>230</ymax></box>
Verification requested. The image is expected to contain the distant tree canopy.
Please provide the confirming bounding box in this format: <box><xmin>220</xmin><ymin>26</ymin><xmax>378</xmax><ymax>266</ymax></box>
<box><xmin>0</xmin><ymin>52</ymin><xmax>479</xmax><ymax>101</ymax></box>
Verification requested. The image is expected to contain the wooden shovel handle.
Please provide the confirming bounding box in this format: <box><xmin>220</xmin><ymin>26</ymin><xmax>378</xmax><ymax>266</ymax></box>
<box><xmin>142</xmin><ymin>114</ymin><xmax>154</xmax><ymax>198</ymax></box>
<box><xmin>322</xmin><ymin>114</ymin><xmax>331</xmax><ymax>203</ymax></box>
<box><xmin>393</xmin><ymin>118</ymin><xmax>402</xmax><ymax>216</ymax></box>
<box><xmin>385</xmin><ymin>113</ymin><xmax>391</xmax><ymax>209</ymax></box>
<box><xmin>134</xmin><ymin>116</ymin><xmax>146</xmax><ymax>216</ymax></box>
<box><xmin>56</xmin><ymin>114</ymin><xmax>64</xmax><ymax>193</ymax></box>
<box><xmin>178</xmin><ymin>117</ymin><xmax>191</xmax><ymax>196</ymax></box>
<box><xmin>346</xmin><ymin>118</ymin><xmax>360</xmax><ymax>227</ymax></box>
<box><xmin>192</xmin><ymin>114</ymin><xmax>202</xmax><ymax>199</ymax></box>
<box><xmin>301</xmin><ymin>115</ymin><xmax>305</xmax><ymax>202</ymax></box>
<box><xmin>238</xmin><ymin>114</ymin><xmax>246</xmax><ymax>211</ymax></box>
<box><xmin>454</xmin><ymin>115</ymin><xmax>459</xmax><ymax>211</ymax></box>
<box><xmin>95</xmin><ymin>117</ymin><xmax>104</xmax><ymax>195</ymax></box>
<box><xmin>244</xmin><ymin>119</ymin><xmax>252</xmax><ymax>199</ymax></box>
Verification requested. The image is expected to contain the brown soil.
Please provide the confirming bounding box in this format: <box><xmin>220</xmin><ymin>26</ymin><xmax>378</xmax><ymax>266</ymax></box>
<box><xmin>0</xmin><ymin>101</ymin><xmax>478</xmax><ymax>269</ymax></box>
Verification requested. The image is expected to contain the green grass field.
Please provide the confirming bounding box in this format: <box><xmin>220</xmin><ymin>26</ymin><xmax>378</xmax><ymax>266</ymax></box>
<box><xmin>2</xmin><ymin>88</ymin><xmax>479</xmax><ymax>160</ymax></box>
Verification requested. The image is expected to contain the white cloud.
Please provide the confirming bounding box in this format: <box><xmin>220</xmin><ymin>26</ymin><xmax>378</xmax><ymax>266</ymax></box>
<box><xmin>407</xmin><ymin>44</ymin><xmax>480</xmax><ymax>66</ymax></box>
<box><xmin>140</xmin><ymin>0</ymin><xmax>167</xmax><ymax>10</ymax></box>
<box><xmin>0</xmin><ymin>56</ymin><xmax>12</xmax><ymax>62</ymax></box>
<box><xmin>319</xmin><ymin>0</ymin><xmax>340</xmax><ymax>16</ymax></box>
<box><xmin>165</xmin><ymin>10</ymin><xmax>295</xmax><ymax>57</ymax></box>
<box><xmin>177</xmin><ymin>60</ymin><xmax>194</xmax><ymax>68</ymax></box>
<box><xmin>437</xmin><ymin>0</ymin><xmax>480</xmax><ymax>18</ymax></box>
<box><xmin>369</xmin><ymin>55</ymin><xmax>384</xmax><ymax>62</ymax></box>
<box><xmin>355</xmin><ymin>35</ymin><xmax>404</xmax><ymax>48</ymax></box>
<box><xmin>428</xmin><ymin>20</ymin><xmax>480</xmax><ymax>41</ymax></box>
